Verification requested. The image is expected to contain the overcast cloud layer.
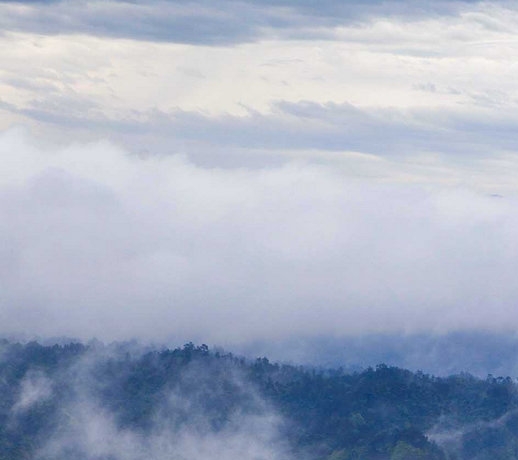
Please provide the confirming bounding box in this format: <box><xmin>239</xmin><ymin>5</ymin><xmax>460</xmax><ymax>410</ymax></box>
<box><xmin>1</xmin><ymin>0</ymin><xmax>518</xmax><ymax>346</ymax></box>
<box><xmin>3</xmin><ymin>0</ymin><xmax>518</xmax><ymax>160</ymax></box>
<box><xmin>0</xmin><ymin>0</ymin><xmax>486</xmax><ymax>45</ymax></box>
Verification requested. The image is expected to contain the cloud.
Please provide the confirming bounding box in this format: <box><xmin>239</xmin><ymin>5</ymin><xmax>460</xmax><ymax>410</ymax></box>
<box><xmin>2</xmin><ymin>128</ymin><xmax>518</xmax><ymax>346</ymax></box>
<box><xmin>0</xmin><ymin>0</ymin><xmax>489</xmax><ymax>45</ymax></box>
<box><xmin>6</xmin><ymin>100</ymin><xmax>518</xmax><ymax>164</ymax></box>
<box><xmin>3</xmin><ymin>3</ymin><xmax>518</xmax><ymax>156</ymax></box>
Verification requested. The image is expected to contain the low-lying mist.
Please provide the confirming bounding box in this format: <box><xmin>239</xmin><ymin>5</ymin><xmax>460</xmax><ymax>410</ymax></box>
<box><xmin>3</xmin><ymin>340</ymin><xmax>518</xmax><ymax>460</ymax></box>
<box><xmin>5</xmin><ymin>342</ymin><xmax>297</xmax><ymax>460</ymax></box>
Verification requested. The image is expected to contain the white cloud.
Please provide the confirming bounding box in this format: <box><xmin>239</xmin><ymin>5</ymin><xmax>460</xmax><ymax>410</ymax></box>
<box><xmin>1</xmin><ymin>128</ymin><xmax>518</xmax><ymax>345</ymax></box>
<box><xmin>1</xmin><ymin>0</ymin><xmax>518</xmax><ymax>345</ymax></box>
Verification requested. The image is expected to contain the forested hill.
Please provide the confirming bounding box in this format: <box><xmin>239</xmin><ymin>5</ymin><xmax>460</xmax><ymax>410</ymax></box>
<box><xmin>1</xmin><ymin>341</ymin><xmax>517</xmax><ymax>460</ymax></box>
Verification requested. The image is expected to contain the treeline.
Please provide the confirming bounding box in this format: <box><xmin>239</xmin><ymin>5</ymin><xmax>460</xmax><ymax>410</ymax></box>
<box><xmin>0</xmin><ymin>340</ymin><xmax>517</xmax><ymax>459</ymax></box>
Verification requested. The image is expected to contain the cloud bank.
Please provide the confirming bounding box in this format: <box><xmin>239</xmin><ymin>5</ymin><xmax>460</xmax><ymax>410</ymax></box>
<box><xmin>1</xmin><ymin>128</ymin><xmax>518</xmax><ymax>345</ymax></box>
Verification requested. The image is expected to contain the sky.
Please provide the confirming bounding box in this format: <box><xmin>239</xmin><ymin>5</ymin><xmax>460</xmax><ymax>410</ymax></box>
<box><xmin>2</xmin><ymin>0</ymin><xmax>518</xmax><ymax>348</ymax></box>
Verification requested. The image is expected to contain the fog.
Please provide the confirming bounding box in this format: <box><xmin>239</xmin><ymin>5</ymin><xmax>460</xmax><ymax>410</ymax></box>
<box><xmin>5</xmin><ymin>345</ymin><xmax>295</xmax><ymax>460</ymax></box>
<box><xmin>1</xmin><ymin>128</ymin><xmax>518</xmax><ymax>346</ymax></box>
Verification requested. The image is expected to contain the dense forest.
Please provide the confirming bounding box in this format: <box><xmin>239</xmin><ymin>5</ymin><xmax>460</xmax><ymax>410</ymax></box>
<box><xmin>1</xmin><ymin>340</ymin><xmax>517</xmax><ymax>460</ymax></box>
